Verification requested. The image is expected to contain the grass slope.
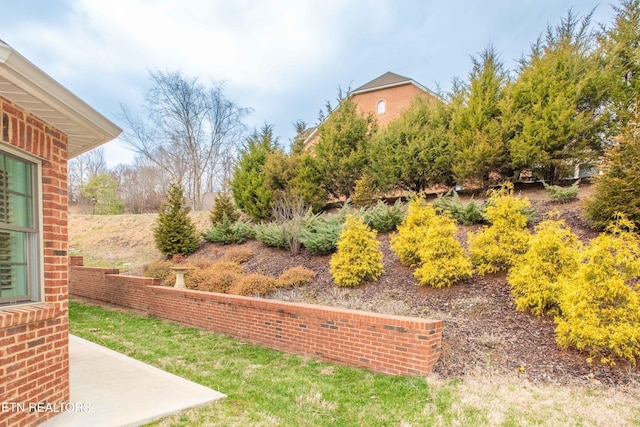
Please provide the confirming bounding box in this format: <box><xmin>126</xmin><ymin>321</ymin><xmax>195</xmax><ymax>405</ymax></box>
<box><xmin>68</xmin><ymin>211</ymin><xmax>210</xmax><ymax>273</ymax></box>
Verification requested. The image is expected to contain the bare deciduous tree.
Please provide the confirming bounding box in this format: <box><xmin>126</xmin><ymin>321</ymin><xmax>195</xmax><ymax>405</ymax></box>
<box><xmin>120</xmin><ymin>69</ymin><xmax>250</xmax><ymax>209</ymax></box>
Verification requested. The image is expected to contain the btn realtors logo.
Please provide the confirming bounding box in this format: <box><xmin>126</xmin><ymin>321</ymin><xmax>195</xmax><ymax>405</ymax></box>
<box><xmin>1</xmin><ymin>401</ymin><xmax>90</xmax><ymax>413</ymax></box>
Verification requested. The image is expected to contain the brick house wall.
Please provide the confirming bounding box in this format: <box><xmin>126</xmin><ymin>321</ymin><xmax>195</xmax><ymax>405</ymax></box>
<box><xmin>70</xmin><ymin>259</ymin><xmax>442</xmax><ymax>376</ymax></box>
<box><xmin>303</xmin><ymin>82</ymin><xmax>433</xmax><ymax>150</ymax></box>
<box><xmin>0</xmin><ymin>96</ymin><xmax>70</xmax><ymax>427</ymax></box>
<box><xmin>352</xmin><ymin>83</ymin><xmax>429</xmax><ymax>127</ymax></box>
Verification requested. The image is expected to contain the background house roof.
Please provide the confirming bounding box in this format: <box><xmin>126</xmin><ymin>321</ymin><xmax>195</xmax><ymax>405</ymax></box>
<box><xmin>0</xmin><ymin>40</ymin><xmax>121</xmax><ymax>158</ymax></box>
<box><xmin>351</xmin><ymin>71</ymin><xmax>438</xmax><ymax>98</ymax></box>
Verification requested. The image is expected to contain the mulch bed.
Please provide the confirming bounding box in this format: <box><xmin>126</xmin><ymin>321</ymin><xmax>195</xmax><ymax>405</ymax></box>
<box><xmin>196</xmin><ymin>186</ymin><xmax>640</xmax><ymax>386</ymax></box>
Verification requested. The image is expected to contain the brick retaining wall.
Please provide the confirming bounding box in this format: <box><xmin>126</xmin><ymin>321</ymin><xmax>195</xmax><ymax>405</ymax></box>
<box><xmin>69</xmin><ymin>259</ymin><xmax>442</xmax><ymax>376</ymax></box>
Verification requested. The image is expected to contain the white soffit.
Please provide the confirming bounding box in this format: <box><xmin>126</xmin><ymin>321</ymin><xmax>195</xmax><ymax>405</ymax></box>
<box><xmin>0</xmin><ymin>41</ymin><xmax>121</xmax><ymax>158</ymax></box>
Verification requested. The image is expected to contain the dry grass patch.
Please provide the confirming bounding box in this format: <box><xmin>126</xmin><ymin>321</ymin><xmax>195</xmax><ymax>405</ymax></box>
<box><xmin>69</xmin><ymin>211</ymin><xmax>210</xmax><ymax>273</ymax></box>
<box><xmin>437</xmin><ymin>374</ymin><xmax>640</xmax><ymax>426</ymax></box>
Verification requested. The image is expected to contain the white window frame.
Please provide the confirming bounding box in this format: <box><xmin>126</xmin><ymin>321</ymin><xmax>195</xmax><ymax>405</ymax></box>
<box><xmin>0</xmin><ymin>143</ymin><xmax>42</xmax><ymax>306</ymax></box>
<box><xmin>377</xmin><ymin>100</ymin><xmax>386</xmax><ymax>114</ymax></box>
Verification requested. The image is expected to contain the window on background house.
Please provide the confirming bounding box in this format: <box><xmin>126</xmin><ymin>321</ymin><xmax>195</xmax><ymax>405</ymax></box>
<box><xmin>377</xmin><ymin>100</ymin><xmax>386</xmax><ymax>114</ymax></box>
<box><xmin>0</xmin><ymin>148</ymin><xmax>40</xmax><ymax>305</ymax></box>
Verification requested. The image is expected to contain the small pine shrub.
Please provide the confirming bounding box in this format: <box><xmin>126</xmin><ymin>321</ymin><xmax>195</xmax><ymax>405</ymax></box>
<box><xmin>277</xmin><ymin>266</ymin><xmax>316</xmax><ymax>289</ymax></box>
<box><xmin>299</xmin><ymin>212</ymin><xmax>344</xmax><ymax>255</ymax></box>
<box><xmin>467</xmin><ymin>183</ymin><xmax>532</xmax><ymax>275</ymax></box>
<box><xmin>254</xmin><ymin>222</ymin><xmax>288</xmax><ymax>249</ymax></box>
<box><xmin>187</xmin><ymin>261</ymin><xmax>243</xmax><ymax>293</ymax></box>
<box><xmin>352</xmin><ymin>173</ymin><xmax>378</xmax><ymax>208</ymax></box>
<box><xmin>143</xmin><ymin>260</ymin><xmax>176</xmax><ymax>285</ymax></box>
<box><xmin>154</xmin><ymin>184</ymin><xmax>200</xmax><ymax>257</ymax></box>
<box><xmin>432</xmin><ymin>189</ymin><xmax>486</xmax><ymax>225</ymax></box>
<box><xmin>202</xmin><ymin>215</ymin><xmax>253</xmax><ymax>245</ymax></box>
<box><xmin>330</xmin><ymin>215</ymin><xmax>384</xmax><ymax>287</ymax></box>
<box><xmin>507</xmin><ymin>216</ymin><xmax>582</xmax><ymax>316</ymax></box>
<box><xmin>362</xmin><ymin>200</ymin><xmax>407</xmax><ymax>232</ymax></box>
<box><xmin>209</xmin><ymin>193</ymin><xmax>240</xmax><ymax>225</ymax></box>
<box><xmin>413</xmin><ymin>211</ymin><xmax>472</xmax><ymax>288</ymax></box>
<box><xmin>228</xmin><ymin>273</ymin><xmax>278</xmax><ymax>296</ymax></box>
<box><xmin>390</xmin><ymin>197</ymin><xmax>435</xmax><ymax>267</ymax></box>
<box><xmin>222</xmin><ymin>247</ymin><xmax>254</xmax><ymax>264</ymax></box>
<box><xmin>543</xmin><ymin>181</ymin><xmax>580</xmax><ymax>204</ymax></box>
<box><xmin>555</xmin><ymin>217</ymin><xmax>640</xmax><ymax>365</ymax></box>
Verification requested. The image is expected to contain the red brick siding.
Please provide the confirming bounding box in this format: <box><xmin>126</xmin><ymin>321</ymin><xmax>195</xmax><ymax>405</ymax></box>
<box><xmin>70</xmin><ymin>260</ymin><xmax>442</xmax><ymax>376</ymax></box>
<box><xmin>352</xmin><ymin>84</ymin><xmax>431</xmax><ymax>127</ymax></box>
<box><xmin>0</xmin><ymin>96</ymin><xmax>70</xmax><ymax>427</ymax></box>
<box><xmin>303</xmin><ymin>84</ymin><xmax>433</xmax><ymax>150</ymax></box>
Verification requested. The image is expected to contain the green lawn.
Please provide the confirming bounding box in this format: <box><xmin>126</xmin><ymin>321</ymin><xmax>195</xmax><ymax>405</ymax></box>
<box><xmin>68</xmin><ymin>301</ymin><xmax>640</xmax><ymax>427</ymax></box>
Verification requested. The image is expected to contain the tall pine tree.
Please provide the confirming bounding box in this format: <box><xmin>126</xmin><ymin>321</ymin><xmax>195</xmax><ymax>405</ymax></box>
<box><xmin>599</xmin><ymin>0</ymin><xmax>640</xmax><ymax>133</ymax></box>
<box><xmin>230</xmin><ymin>124</ymin><xmax>279</xmax><ymax>221</ymax></box>
<box><xmin>313</xmin><ymin>97</ymin><xmax>375</xmax><ymax>199</ymax></box>
<box><xmin>502</xmin><ymin>10</ymin><xmax>607</xmax><ymax>183</ymax></box>
<box><xmin>369</xmin><ymin>96</ymin><xmax>453</xmax><ymax>192</ymax></box>
<box><xmin>450</xmin><ymin>45</ymin><xmax>511</xmax><ymax>187</ymax></box>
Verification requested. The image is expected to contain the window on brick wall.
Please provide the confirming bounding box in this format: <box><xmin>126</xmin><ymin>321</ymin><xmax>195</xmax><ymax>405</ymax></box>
<box><xmin>377</xmin><ymin>100</ymin><xmax>386</xmax><ymax>114</ymax></box>
<box><xmin>0</xmin><ymin>148</ymin><xmax>40</xmax><ymax>305</ymax></box>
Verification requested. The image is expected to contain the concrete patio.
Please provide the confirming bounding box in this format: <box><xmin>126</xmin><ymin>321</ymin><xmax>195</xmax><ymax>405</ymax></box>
<box><xmin>42</xmin><ymin>335</ymin><xmax>226</xmax><ymax>427</ymax></box>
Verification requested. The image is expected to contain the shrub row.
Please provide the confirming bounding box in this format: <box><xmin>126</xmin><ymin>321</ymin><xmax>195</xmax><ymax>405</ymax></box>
<box><xmin>144</xmin><ymin>254</ymin><xmax>316</xmax><ymax>297</ymax></box>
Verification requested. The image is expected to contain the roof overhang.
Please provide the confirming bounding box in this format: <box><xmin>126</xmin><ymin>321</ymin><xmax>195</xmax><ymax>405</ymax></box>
<box><xmin>0</xmin><ymin>41</ymin><xmax>121</xmax><ymax>158</ymax></box>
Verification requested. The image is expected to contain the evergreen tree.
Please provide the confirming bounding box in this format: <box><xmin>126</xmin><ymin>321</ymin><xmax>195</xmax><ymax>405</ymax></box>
<box><xmin>502</xmin><ymin>10</ymin><xmax>607</xmax><ymax>183</ymax></box>
<box><xmin>450</xmin><ymin>45</ymin><xmax>511</xmax><ymax>187</ymax></box>
<box><xmin>584</xmin><ymin>116</ymin><xmax>640</xmax><ymax>228</ymax></box>
<box><xmin>209</xmin><ymin>192</ymin><xmax>240</xmax><ymax>225</ymax></box>
<box><xmin>262</xmin><ymin>149</ymin><xmax>327</xmax><ymax>214</ymax></box>
<box><xmin>312</xmin><ymin>97</ymin><xmax>375</xmax><ymax>198</ymax></box>
<box><xmin>369</xmin><ymin>96</ymin><xmax>453</xmax><ymax>192</ymax></box>
<box><xmin>80</xmin><ymin>172</ymin><xmax>124</xmax><ymax>215</ymax></box>
<box><xmin>599</xmin><ymin>0</ymin><xmax>640</xmax><ymax>133</ymax></box>
<box><xmin>154</xmin><ymin>184</ymin><xmax>200</xmax><ymax>257</ymax></box>
<box><xmin>230</xmin><ymin>124</ymin><xmax>279</xmax><ymax>221</ymax></box>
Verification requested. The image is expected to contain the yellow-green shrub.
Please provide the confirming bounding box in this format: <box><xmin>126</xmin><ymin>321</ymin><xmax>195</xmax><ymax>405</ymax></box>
<box><xmin>277</xmin><ymin>266</ymin><xmax>316</xmax><ymax>289</ymax></box>
<box><xmin>507</xmin><ymin>217</ymin><xmax>582</xmax><ymax>316</ymax></box>
<box><xmin>330</xmin><ymin>215</ymin><xmax>384</xmax><ymax>287</ymax></box>
<box><xmin>555</xmin><ymin>217</ymin><xmax>640</xmax><ymax>365</ymax></box>
<box><xmin>228</xmin><ymin>273</ymin><xmax>278</xmax><ymax>296</ymax></box>
<box><xmin>187</xmin><ymin>261</ymin><xmax>242</xmax><ymax>293</ymax></box>
<box><xmin>468</xmin><ymin>183</ymin><xmax>531</xmax><ymax>274</ymax></box>
<box><xmin>390</xmin><ymin>197</ymin><xmax>435</xmax><ymax>267</ymax></box>
<box><xmin>413</xmin><ymin>211</ymin><xmax>472</xmax><ymax>288</ymax></box>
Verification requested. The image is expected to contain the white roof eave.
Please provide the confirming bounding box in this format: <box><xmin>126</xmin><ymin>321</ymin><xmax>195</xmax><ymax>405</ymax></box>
<box><xmin>0</xmin><ymin>41</ymin><xmax>121</xmax><ymax>158</ymax></box>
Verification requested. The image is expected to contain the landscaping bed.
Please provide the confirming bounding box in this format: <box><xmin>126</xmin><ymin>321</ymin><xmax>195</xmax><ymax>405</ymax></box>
<box><xmin>190</xmin><ymin>186</ymin><xmax>638</xmax><ymax>386</ymax></box>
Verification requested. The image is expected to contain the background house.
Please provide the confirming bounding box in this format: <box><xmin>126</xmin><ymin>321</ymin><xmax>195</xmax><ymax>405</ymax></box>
<box><xmin>303</xmin><ymin>71</ymin><xmax>437</xmax><ymax>150</ymax></box>
<box><xmin>0</xmin><ymin>40</ymin><xmax>120</xmax><ymax>426</ymax></box>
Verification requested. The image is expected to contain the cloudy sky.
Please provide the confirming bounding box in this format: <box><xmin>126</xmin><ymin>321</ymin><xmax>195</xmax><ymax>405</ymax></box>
<box><xmin>1</xmin><ymin>0</ymin><xmax>617</xmax><ymax>166</ymax></box>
